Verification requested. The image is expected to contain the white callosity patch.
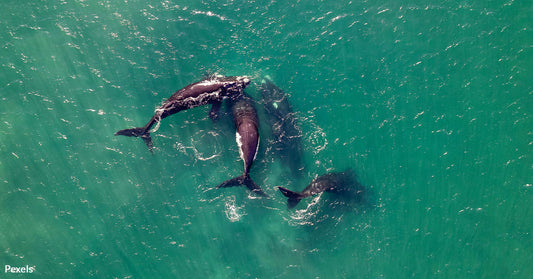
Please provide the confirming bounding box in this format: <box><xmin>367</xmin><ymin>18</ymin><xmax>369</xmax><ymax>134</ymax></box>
<box><xmin>153</xmin><ymin>89</ymin><xmax>222</xmax><ymax>125</ymax></box>
<box><xmin>235</xmin><ymin>131</ymin><xmax>259</xmax><ymax>169</ymax></box>
<box><xmin>253</xmin><ymin>137</ymin><xmax>259</xmax><ymax>161</ymax></box>
<box><xmin>239</xmin><ymin>76</ymin><xmax>250</xmax><ymax>85</ymax></box>
<box><xmin>182</xmin><ymin>90</ymin><xmax>221</xmax><ymax>109</ymax></box>
<box><xmin>235</xmin><ymin>132</ymin><xmax>245</xmax><ymax>169</ymax></box>
<box><xmin>191</xmin><ymin>79</ymin><xmax>221</xmax><ymax>88</ymax></box>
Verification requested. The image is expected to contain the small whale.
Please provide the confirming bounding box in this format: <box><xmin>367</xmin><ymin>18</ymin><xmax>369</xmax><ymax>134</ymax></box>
<box><xmin>260</xmin><ymin>77</ymin><xmax>304</xmax><ymax>177</ymax></box>
<box><xmin>278</xmin><ymin>169</ymin><xmax>361</xmax><ymax>208</ymax></box>
<box><xmin>217</xmin><ymin>94</ymin><xmax>267</xmax><ymax>197</ymax></box>
<box><xmin>115</xmin><ymin>75</ymin><xmax>250</xmax><ymax>152</ymax></box>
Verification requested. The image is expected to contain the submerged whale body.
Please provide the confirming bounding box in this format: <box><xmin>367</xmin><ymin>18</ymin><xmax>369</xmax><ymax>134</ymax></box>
<box><xmin>260</xmin><ymin>77</ymin><xmax>304</xmax><ymax>177</ymax></box>
<box><xmin>115</xmin><ymin>75</ymin><xmax>250</xmax><ymax>152</ymax></box>
<box><xmin>216</xmin><ymin>94</ymin><xmax>267</xmax><ymax>197</ymax></box>
<box><xmin>278</xmin><ymin>169</ymin><xmax>363</xmax><ymax>208</ymax></box>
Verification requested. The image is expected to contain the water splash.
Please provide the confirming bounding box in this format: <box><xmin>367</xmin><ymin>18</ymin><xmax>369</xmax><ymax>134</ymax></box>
<box><xmin>287</xmin><ymin>192</ymin><xmax>323</xmax><ymax>226</ymax></box>
<box><xmin>224</xmin><ymin>196</ymin><xmax>245</xmax><ymax>222</ymax></box>
<box><xmin>149</xmin><ymin>108</ymin><xmax>164</xmax><ymax>133</ymax></box>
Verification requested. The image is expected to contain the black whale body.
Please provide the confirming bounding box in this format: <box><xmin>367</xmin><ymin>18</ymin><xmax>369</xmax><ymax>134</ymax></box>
<box><xmin>115</xmin><ymin>75</ymin><xmax>250</xmax><ymax>152</ymax></box>
<box><xmin>260</xmin><ymin>77</ymin><xmax>305</xmax><ymax>177</ymax></box>
<box><xmin>216</xmin><ymin>94</ymin><xmax>267</xmax><ymax>197</ymax></box>
<box><xmin>278</xmin><ymin>169</ymin><xmax>364</xmax><ymax>208</ymax></box>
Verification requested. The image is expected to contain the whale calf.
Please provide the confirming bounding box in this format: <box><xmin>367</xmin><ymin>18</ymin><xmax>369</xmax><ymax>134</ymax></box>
<box><xmin>278</xmin><ymin>169</ymin><xmax>360</xmax><ymax>208</ymax></box>
<box><xmin>115</xmin><ymin>75</ymin><xmax>250</xmax><ymax>152</ymax></box>
<box><xmin>217</xmin><ymin>94</ymin><xmax>267</xmax><ymax>197</ymax></box>
<box><xmin>260</xmin><ymin>77</ymin><xmax>304</xmax><ymax>177</ymax></box>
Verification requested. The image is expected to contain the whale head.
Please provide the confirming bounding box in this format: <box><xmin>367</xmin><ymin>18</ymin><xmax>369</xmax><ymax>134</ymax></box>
<box><xmin>220</xmin><ymin>75</ymin><xmax>251</xmax><ymax>96</ymax></box>
<box><xmin>236</xmin><ymin>75</ymin><xmax>251</xmax><ymax>87</ymax></box>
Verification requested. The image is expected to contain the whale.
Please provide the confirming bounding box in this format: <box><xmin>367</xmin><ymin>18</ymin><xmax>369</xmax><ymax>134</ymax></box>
<box><xmin>216</xmin><ymin>94</ymin><xmax>267</xmax><ymax>197</ymax></box>
<box><xmin>260</xmin><ymin>77</ymin><xmax>304</xmax><ymax>177</ymax></box>
<box><xmin>278</xmin><ymin>169</ymin><xmax>360</xmax><ymax>208</ymax></box>
<box><xmin>115</xmin><ymin>75</ymin><xmax>250</xmax><ymax>152</ymax></box>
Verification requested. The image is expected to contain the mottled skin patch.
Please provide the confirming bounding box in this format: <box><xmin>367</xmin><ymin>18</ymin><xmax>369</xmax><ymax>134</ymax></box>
<box><xmin>115</xmin><ymin>75</ymin><xmax>250</xmax><ymax>152</ymax></box>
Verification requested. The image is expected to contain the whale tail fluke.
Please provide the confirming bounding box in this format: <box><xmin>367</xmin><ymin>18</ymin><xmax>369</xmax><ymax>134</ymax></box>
<box><xmin>277</xmin><ymin>187</ymin><xmax>303</xmax><ymax>208</ymax></box>
<box><xmin>115</xmin><ymin>127</ymin><xmax>153</xmax><ymax>153</ymax></box>
<box><xmin>217</xmin><ymin>174</ymin><xmax>268</xmax><ymax>197</ymax></box>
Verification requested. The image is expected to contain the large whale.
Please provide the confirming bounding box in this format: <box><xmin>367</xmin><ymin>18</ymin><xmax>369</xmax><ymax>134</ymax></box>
<box><xmin>260</xmin><ymin>77</ymin><xmax>304</xmax><ymax>177</ymax></box>
<box><xmin>278</xmin><ymin>169</ymin><xmax>360</xmax><ymax>208</ymax></box>
<box><xmin>217</xmin><ymin>94</ymin><xmax>267</xmax><ymax>197</ymax></box>
<box><xmin>115</xmin><ymin>75</ymin><xmax>250</xmax><ymax>152</ymax></box>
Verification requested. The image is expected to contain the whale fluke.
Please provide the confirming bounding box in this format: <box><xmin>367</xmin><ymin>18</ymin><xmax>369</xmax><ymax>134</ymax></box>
<box><xmin>217</xmin><ymin>174</ymin><xmax>268</xmax><ymax>197</ymax></box>
<box><xmin>216</xmin><ymin>94</ymin><xmax>267</xmax><ymax>197</ymax></box>
<box><xmin>115</xmin><ymin>127</ymin><xmax>153</xmax><ymax>152</ymax></box>
<box><xmin>277</xmin><ymin>170</ymin><xmax>363</xmax><ymax>209</ymax></box>
<box><xmin>277</xmin><ymin>186</ymin><xmax>303</xmax><ymax>208</ymax></box>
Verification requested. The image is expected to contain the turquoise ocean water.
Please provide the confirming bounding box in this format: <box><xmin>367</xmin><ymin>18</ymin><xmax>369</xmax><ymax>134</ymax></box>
<box><xmin>1</xmin><ymin>0</ymin><xmax>531</xmax><ymax>278</ymax></box>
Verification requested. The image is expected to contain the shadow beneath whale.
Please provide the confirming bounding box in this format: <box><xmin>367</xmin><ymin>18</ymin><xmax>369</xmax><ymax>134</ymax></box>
<box><xmin>260</xmin><ymin>77</ymin><xmax>305</xmax><ymax>178</ymax></box>
<box><xmin>279</xmin><ymin>169</ymin><xmax>376</xmax><ymax>227</ymax></box>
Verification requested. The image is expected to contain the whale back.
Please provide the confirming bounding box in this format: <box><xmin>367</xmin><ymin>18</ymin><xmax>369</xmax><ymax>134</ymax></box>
<box><xmin>232</xmin><ymin>95</ymin><xmax>259</xmax><ymax>175</ymax></box>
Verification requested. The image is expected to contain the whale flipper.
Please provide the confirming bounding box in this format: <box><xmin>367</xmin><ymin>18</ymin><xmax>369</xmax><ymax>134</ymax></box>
<box><xmin>209</xmin><ymin>101</ymin><xmax>222</xmax><ymax>121</ymax></box>
<box><xmin>217</xmin><ymin>174</ymin><xmax>268</xmax><ymax>197</ymax></box>
<box><xmin>115</xmin><ymin>127</ymin><xmax>153</xmax><ymax>153</ymax></box>
<box><xmin>277</xmin><ymin>187</ymin><xmax>303</xmax><ymax>208</ymax></box>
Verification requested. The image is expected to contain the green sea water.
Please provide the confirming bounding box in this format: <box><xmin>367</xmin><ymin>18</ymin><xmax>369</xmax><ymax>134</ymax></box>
<box><xmin>1</xmin><ymin>0</ymin><xmax>531</xmax><ymax>278</ymax></box>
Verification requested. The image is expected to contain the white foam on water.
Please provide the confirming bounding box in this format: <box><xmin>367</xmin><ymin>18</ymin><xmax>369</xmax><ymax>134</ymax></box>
<box><xmin>149</xmin><ymin>108</ymin><xmax>165</xmax><ymax>133</ymax></box>
<box><xmin>224</xmin><ymin>196</ymin><xmax>245</xmax><ymax>222</ymax></box>
<box><xmin>288</xmin><ymin>192</ymin><xmax>323</xmax><ymax>226</ymax></box>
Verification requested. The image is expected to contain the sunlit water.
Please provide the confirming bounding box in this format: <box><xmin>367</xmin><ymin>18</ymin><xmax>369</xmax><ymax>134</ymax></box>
<box><xmin>1</xmin><ymin>0</ymin><xmax>531</xmax><ymax>278</ymax></box>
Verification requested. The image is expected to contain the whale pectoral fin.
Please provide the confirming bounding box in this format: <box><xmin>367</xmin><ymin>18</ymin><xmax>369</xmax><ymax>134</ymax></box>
<box><xmin>209</xmin><ymin>101</ymin><xmax>222</xmax><ymax>121</ymax></box>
